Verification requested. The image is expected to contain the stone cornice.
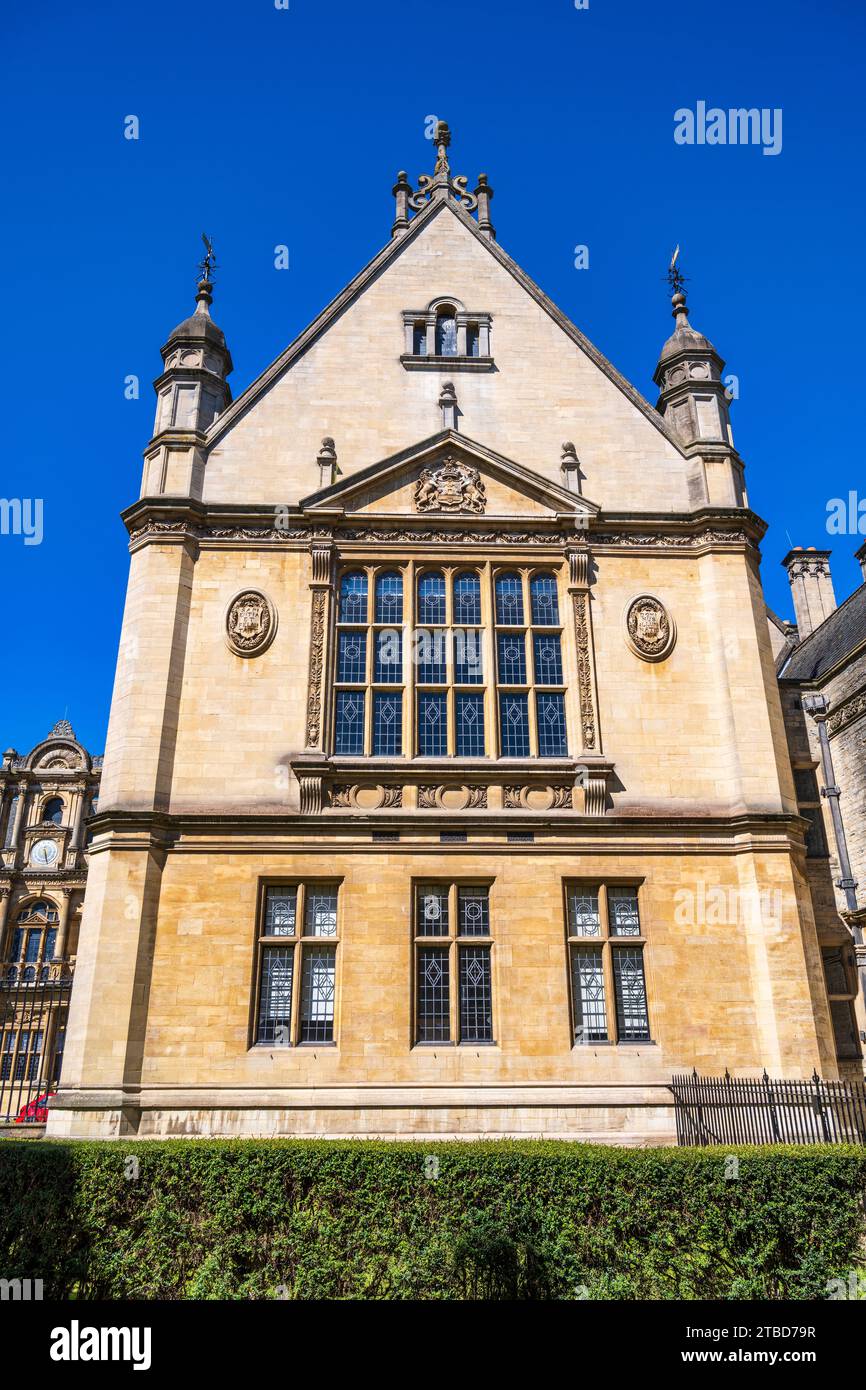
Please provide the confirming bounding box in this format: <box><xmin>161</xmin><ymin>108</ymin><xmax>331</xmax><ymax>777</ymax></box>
<box><xmin>123</xmin><ymin>498</ymin><xmax>765</xmax><ymax>555</ymax></box>
<box><xmin>86</xmin><ymin>806</ymin><xmax>807</xmax><ymax>849</ymax></box>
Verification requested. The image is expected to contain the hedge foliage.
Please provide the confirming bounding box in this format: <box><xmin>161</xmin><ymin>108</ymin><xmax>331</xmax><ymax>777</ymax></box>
<box><xmin>0</xmin><ymin>1140</ymin><xmax>864</xmax><ymax>1300</ymax></box>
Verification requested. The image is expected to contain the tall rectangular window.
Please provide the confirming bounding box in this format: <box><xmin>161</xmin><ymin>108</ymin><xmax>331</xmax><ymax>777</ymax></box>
<box><xmin>494</xmin><ymin>569</ymin><xmax>567</xmax><ymax>758</ymax></box>
<box><xmin>418</xmin><ymin>692</ymin><xmax>447</xmax><ymax>756</ymax></box>
<box><xmin>566</xmin><ymin>883</ymin><xmax>650</xmax><ymax>1045</ymax></box>
<box><xmin>254</xmin><ymin>883</ymin><xmax>340</xmax><ymax>1046</ymax></box>
<box><xmin>414</xmin><ymin>883</ymin><xmax>493</xmax><ymax>1044</ymax></box>
<box><xmin>335</xmin><ymin>691</ymin><xmax>365</xmax><ymax>755</ymax></box>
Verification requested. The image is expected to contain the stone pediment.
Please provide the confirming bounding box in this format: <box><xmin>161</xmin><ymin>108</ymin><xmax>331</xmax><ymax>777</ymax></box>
<box><xmin>300</xmin><ymin>431</ymin><xmax>599</xmax><ymax>524</ymax></box>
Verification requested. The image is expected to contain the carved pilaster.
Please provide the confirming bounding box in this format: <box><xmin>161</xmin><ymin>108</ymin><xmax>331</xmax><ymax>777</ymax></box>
<box><xmin>305</xmin><ymin>542</ymin><xmax>334</xmax><ymax>752</ymax></box>
<box><xmin>568</xmin><ymin>546</ymin><xmax>601</xmax><ymax>755</ymax></box>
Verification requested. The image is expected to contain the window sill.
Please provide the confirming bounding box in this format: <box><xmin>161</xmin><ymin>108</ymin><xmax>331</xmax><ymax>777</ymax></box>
<box><xmin>400</xmin><ymin>354</ymin><xmax>495</xmax><ymax>372</ymax></box>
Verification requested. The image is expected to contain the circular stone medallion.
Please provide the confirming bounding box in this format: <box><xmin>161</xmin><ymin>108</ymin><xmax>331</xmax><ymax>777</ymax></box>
<box><xmin>624</xmin><ymin>594</ymin><xmax>676</xmax><ymax>662</ymax></box>
<box><xmin>225</xmin><ymin>589</ymin><xmax>278</xmax><ymax>657</ymax></box>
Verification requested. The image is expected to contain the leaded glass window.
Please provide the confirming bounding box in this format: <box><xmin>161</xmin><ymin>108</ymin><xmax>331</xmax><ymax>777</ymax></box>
<box><xmin>339</xmin><ymin>571</ymin><xmax>368</xmax><ymax>623</ymax></box>
<box><xmin>493</xmin><ymin>569</ymin><xmax>567</xmax><ymax>758</ymax></box>
<box><xmin>375</xmin><ymin>571</ymin><xmax>403</xmax><ymax>624</ymax></box>
<box><xmin>335</xmin><ymin>691</ymin><xmax>365</xmax><ymax>755</ymax></box>
<box><xmin>456</xmin><ymin>693</ymin><xmax>485</xmax><ymax>757</ymax></box>
<box><xmin>338</xmin><ymin>631</ymin><xmax>367</xmax><ymax>683</ymax></box>
<box><xmin>417</xmin><ymin>948</ymin><xmax>450</xmax><ymax>1041</ymax></box>
<box><xmin>332</xmin><ymin>563</ymin><xmax>567</xmax><ymax>760</ymax></box>
<box><xmin>265</xmin><ymin>887</ymin><xmax>297</xmax><ymax>936</ymax></box>
<box><xmin>499</xmin><ymin>693</ymin><xmax>530</xmax><ymax>757</ymax></box>
<box><xmin>570</xmin><ymin>947</ymin><xmax>608</xmax><ymax>1042</ymax></box>
<box><xmin>567</xmin><ymin>887</ymin><xmax>601</xmax><ymax>936</ymax></box>
<box><xmin>609</xmin><ymin>887</ymin><xmax>641</xmax><ymax>936</ymax></box>
<box><xmin>414</xmin><ymin>882</ymin><xmax>494</xmax><ymax>1044</ymax></box>
<box><xmin>459</xmin><ymin>948</ymin><xmax>492</xmax><ymax>1042</ymax></box>
<box><xmin>495</xmin><ymin>573</ymin><xmax>524</xmax><ymax>625</ymax></box>
<box><xmin>5</xmin><ymin>901</ymin><xmax>60</xmax><ymax>968</ymax></box>
<box><xmin>530</xmin><ymin>573</ymin><xmax>560</xmax><ymax>625</ymax></box>
<box><xmin>612</xmin><ymin>947</ymin><xmax>650</xmax><ymax>1041</ymax></box>
<box><xmin>565</xmin><ymin>884</ymin><xmax>651</xmax><ymax>1045</ymax></box>
<box><xmin>300</xmin><ymin>947</ymin><xmax>336</xmax><ymax>1042</ymax></box>
<box><xmin>418</xmin><ymin>692</ymin><xmax>447</xmax><ymax>756</ymax></box>
<box><xmin>453</xmin><ymin>571</ymin><xmax>482</xmax><ymax>625</ymax></box>
<box><xmin>417</xmin><ymin>884</ymin><xmax>449</xmax><ymax>935</ymax></box>
<box><xmin>373</xmin><ymin>692</ymin><xmax>402</xmax><ymax>756</ymax></box>
<box><xmin>255</xmin><ymin>883</ymin><xmax>340</xmax><ymax>1046</ymax></box>
<box><xmin>536</xmin><ymin>692</ymin><xmax>567</xmax><ymax>757</ymax></box>
<box><xmin>417</xmin><ymin>572</ymin><xmax>446</xmax><ymax>625</ymax></box>
<box><xmin>458</xmin><ymin>886</ymin><xmax>489</xmax><ymax>935</ymax></box>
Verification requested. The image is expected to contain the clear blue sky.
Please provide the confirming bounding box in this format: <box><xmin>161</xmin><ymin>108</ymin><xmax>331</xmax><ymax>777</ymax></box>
<box><xmin>3</xmin><ymin>0</ymin><xmax>864</xmax><ymax>755</ymax></box>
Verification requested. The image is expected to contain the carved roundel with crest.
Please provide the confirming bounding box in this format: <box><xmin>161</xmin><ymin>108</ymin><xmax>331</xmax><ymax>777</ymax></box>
<box><xmin>625</xmin><ymin>594</ymin><xmax>676</xmax><ymax>662</ymax></box>
<box><xmin>225</xmin><ymin>589</ymin><xmax>278</xmax><ymax>657</ymax></box>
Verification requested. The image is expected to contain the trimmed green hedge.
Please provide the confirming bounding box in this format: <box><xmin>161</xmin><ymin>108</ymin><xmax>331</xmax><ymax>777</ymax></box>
<box><xmin>0</xmin><ymin>1140</ymin><xmax>864</xmax><ymax>1299</ymax></box>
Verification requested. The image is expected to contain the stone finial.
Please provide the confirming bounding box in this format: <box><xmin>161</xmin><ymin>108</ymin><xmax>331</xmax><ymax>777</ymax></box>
<box><xmin>432</xmin><ymin>120</ymin><xmax>452</xmax><ymax>175</ymax></box>
<box><xmin>2</xmin><ymin>748</ymin><xmax>17</xmax><ymax>770</ymax></box>
<box><xmin>474</xmin><ymin>174</ymin><xmax>495</xmax><ymax>239</ymax></box>
<box><xmin>317</xmin><ymin>438</ymin><xmax>338</xmax><ymax>489</ymax></box>
<box><xmin>781</xmin><ymin>547</ymin><xmax>837</xmax><ymax>638</ymax></box>
<box><xmin>392</xmin><ymin>170</ymin><xmax>412</xmax><ymax>237</ymax></box>
<box><xmin>439</xmin><ymin>381</ymin><xmax>458</xmax><ymax>431</ymax></box>
<box><xmin>560</xmin><ymin>442</ymin><xmax>582</xmax><ymax>494</ymax></box>
<box><xmin>50</xmin><ymin>719</ymin><xmax>76</xmax><ymax>740</ymax></box>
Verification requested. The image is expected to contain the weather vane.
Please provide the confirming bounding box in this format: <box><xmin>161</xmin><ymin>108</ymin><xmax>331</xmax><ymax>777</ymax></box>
<box><xmin>198</xmin><ymin>232</ymin><xmax>218</xmax><ymax>284</ymax></box>
<box><xmin>665</xmin><ymin>244</ymin><xmax>688</xmax><ymax>297</ymax></box>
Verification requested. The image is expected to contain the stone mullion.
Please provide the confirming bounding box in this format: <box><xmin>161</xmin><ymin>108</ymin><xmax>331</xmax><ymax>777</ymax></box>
<box><xmin>568</xmin><ymin>546</ymin><xmax>602</xmax><ymax>757</ymax></box>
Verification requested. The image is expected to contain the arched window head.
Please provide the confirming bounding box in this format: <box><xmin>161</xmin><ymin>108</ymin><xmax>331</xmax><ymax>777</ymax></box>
<box><xmin>42</xmin><ymin>798</ymin><xmax>64</xmax><ymax>826</ymax></box>
<box><xmin>453</xmin><ymin>571</ymin><xmax>482</xmax><ymax>626</ymax></box>
<box><xmin>375</xmin><ymin>571</ymin><xmax>403</xmax><ymax>625</ymax></box>
<box><xmin>339</xmin><ymin>571</ymin><xmax>368</xmax><ymax>624</ymax></box>
<box><xmin>435</xmin><ymin>309</ymin><xmax>458</xmax><ymax>357</ymax></box>
<box><xmin>417</xmin><ymin>571</ymin><xmax>447</xmax><ymax>625</ymax></box>
<box><xmin>495</xmin><ymin>573</ymin><xmax>525</xmax><ymax>626</ymax></box>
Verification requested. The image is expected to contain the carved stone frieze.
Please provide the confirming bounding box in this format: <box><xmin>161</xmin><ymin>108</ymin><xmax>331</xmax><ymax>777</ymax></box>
<box><xmin>305</xmin><ymin>588</ymin><xmax>328</xmax><ymax>748</ymax></box>
<box><xmin>418</xmin><ymin>784</ymin><xmax>488</xmax><ymax>811</ymax></box>
<box><xmin>571</xmin><ymin>591</ymin><xmax>597</xmax><ymax>751</ymax></box>
<box><xmin>503</xmin><ymin>784</ymin><xmax>574</xmax><ymax>811</ymax></box>
<box><xmin>329</xmin><ymin>784</ymin><xmax>403</xmax><ymax>811</ymax></box>
<box><xmin>827</xmin><ymin>689</ymin><xmax>866</xmax><ymax>738</ymax></box>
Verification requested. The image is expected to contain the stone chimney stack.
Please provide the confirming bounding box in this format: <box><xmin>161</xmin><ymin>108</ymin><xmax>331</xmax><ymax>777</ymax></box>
<box><xmin>781</xmin><ymin>547</ymin><xmax>837</xmax><ymax>638</ymax></box>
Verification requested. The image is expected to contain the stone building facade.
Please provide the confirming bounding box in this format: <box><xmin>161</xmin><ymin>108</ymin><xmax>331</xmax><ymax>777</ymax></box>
<box><xmin>0</xmin><ymin>722</ymin><xmax>101</xmax><ymax>1115</ymax></box>
<box><xmin>771</xmin><ymin>544</ymin><xmax>866</xmax><ymax>1060</ymax></box>
<box><xmin>47</xmin><ymin>126</ymin><xmax>861</xmax><ymax>1142</ymax></box>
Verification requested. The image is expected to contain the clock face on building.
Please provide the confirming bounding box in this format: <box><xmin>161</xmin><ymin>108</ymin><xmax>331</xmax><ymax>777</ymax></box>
<box><xmin>30</xmin><ymin>838</ymin><xmax>58</xmax><ymax>867</ymax></box>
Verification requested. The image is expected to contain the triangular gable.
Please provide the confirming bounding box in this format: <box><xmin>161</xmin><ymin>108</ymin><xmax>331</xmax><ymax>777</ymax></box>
<box><xmin>207</xmin><ymin>197</ymin><xmax>684</xmax><ymax>456</ymax></box>
<box><xmin>300</xmin><ymin>430</ymin><xmax>600</xmax><ymax>523</ymax></box>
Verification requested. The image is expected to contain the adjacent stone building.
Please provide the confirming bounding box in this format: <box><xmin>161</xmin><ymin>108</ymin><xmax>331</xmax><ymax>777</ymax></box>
<box><xmin>48</xmin><ymin>125</ymin><xmax>862</xmax><ymax>1142</ymax></box>
<box><xmin>772</xmin><ymin>544</ymin><xmax>866</xmax><ymax>1058</ymax></box>
<box><xmin>0</xmin><ymin>722</ymin><xmax>101</xmax><ymax>1116</ymax></box>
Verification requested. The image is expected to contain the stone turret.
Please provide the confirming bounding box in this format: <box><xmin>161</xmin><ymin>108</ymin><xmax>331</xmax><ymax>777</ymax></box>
<box><xmin>653</xmin><ymin>287</ymin><xmax>745</xmax><ymax>509</ymax></box>
<box><xmin>782</xmin><ymin>547</ymin><xmax>838</xmax><ymax>638</ymax></box>
<box><xmin>141</xmin><ymin>270</ymin><xmax>233</xmax><ymax>499</ymax></box>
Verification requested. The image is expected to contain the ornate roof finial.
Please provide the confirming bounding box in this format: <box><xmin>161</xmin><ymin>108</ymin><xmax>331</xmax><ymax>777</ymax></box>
<box><xmin>195</xmin><ymin>233</ymin><xmax>218</xmax><ymax>315</ymax></box>
<box><xmin>433</xmin><ymin>120</ymin><xmax>451</xmax><ymax>176</ymax></box>
<box><xmin>49</xmin><ymin>718</ymin><xmax>76</xmax><ymax>741</ymax></box>
<box><xmin>391</xmin><ymin>123</ymin><xmax>495</xmax><ymax>239</ymax></box>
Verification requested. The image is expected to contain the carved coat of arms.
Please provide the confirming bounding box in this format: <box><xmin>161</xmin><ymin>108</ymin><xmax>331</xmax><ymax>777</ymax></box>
<box><xmin>225</xmin><ymin>590</ymin><xmax>277</xmax><ymax>657</ymax></box>
<box><xmin>414</xmin><ymin>457</ymin><xmax>486</xmax><ymax>514</ymax></box>
<box><xmin>625</xmin><ymin>595</ymin><xmax>675</xmax><ymax>662</ymax></box>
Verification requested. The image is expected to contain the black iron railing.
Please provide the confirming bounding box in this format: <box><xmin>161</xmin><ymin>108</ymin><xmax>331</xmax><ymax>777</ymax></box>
<box><xmin>671</xmin><ymin>1068</ymin><xmax>866</xmax><ymax>1146</ymax></box>
<box><xmin>0</xmin><ymin>967</ymin><xmax>71</xmax><ymax>1124</ymax></box>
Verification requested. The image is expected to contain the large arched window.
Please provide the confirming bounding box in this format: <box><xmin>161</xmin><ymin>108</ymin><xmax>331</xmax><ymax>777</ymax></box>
<box><xmin>42</xmin><ymin>797</ymin><xmax>64</xmax><ymax>826</ymax></box>
<box><xmin>5</xmin><ymin>900</ymin><xmax>59</xmax><ymax>980</ymax></box>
